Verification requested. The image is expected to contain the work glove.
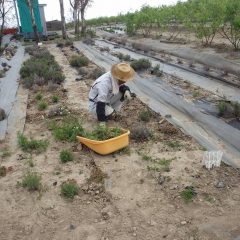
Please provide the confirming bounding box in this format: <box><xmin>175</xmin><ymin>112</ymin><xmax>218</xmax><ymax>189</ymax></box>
<box><xmin>99</xmin><ymin>122</ymin><xmax>106</xmax><ymax>128</ymax></box>
<box><xmin>124</xmin><ymin>90</ymin><xmax>132</xmax><ymax>101</ymax></box>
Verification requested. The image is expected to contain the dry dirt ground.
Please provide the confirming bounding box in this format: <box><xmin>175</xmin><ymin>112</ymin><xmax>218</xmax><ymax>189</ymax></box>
<box><xmin>0</xmin><ymin>44</ymin><xmax>240</xmax><ymax>240</ymax></box>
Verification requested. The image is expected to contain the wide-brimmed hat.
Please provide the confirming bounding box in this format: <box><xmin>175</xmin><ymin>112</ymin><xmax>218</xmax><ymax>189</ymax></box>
<box><xmin>111</xmin><ymin>62</ymin><xmax>135</xmax><ymax>82</ymax></box>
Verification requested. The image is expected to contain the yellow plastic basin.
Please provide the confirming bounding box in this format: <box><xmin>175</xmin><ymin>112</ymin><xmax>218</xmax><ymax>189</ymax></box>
<box><xmin>76</xmin><ymin>128</ymin><xmax>130</xmax><ymax>155</ymax></box>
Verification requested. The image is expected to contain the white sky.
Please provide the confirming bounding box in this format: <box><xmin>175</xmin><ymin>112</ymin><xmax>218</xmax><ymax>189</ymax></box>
<box><xmin>39</xmin><ymin>0</ymin><xmax>183</xmax><ymax>22</ymax></box>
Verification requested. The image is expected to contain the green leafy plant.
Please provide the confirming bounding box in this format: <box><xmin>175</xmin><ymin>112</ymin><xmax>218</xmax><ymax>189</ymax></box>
<box><xmin>35</xmin><ymin>93</ymin><xmax>43</xmax><ymax>101</ymax></box>
<box><xmin>52</xmin><ymin>95</ymin><xmax>59</xmax><ymax>103</ymax></box>
<box><xmin>38</xmin><ymin>101</ymin><xmax>48</xmax><ymax>111</ymax></box>
<box><xmin>70</xmin><ymin>55</ymin><xmax>89</xmax><ymax>67</ymax></box>
<box><xmin>21</xmin><ymin>172</ymin><xmax>42</xmax><ymax>191</ymax></box>
<box><xmin>61</xmin><ymin>181</ymin><xmax>79</xmax><ymax>199</ymax></box>
<box><xmin>49</xmin><ymin>116</ymin><xmax>84</xmax><ymax>142</ymax></box>
<box><xmin>138</xmin><ymin>110</ymin><xmax>152</xmax><ymax>122</ymax></box>
<box><xmin>17</xmin><ymin>133</ymin><xmax>48</xmax><ymax>153</ymax></box>
<box><xmin>60</xmin><ymin>149</ymin><xmax>74</xmax><ymax>163</ymax></box>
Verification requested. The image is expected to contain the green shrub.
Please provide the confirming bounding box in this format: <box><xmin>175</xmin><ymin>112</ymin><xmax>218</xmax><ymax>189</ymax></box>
<box><xmin>117</xmin><ymin>53</ymin><xmax>131</xmax><ymax>61</ymax></box>
<box><xmin>38</xmin><ymin>101</ymin><xmax>48</xmax><ymax>111</ymax></box>
<box><xmin>49</xmin><ymin>116</ymin><xmax>84</xmax><ymax>142</ymax></box>
<box><xmin>60</xmin><ymin>149</ymin><xmax>74</xmax><ymax>163</ymax></box>
<box><xmin>52</xmin><ymin>95</ymin><xmax>59</xmax><ymax>103</ymax></box>
<box><xmin>20</xmin><ymin>48</ymin><xmax>65</xmax><ymax>88</ymax></box>
<box><xmin>152</xmin><ymin>64</ymin><xmax>163</xmax><ymax>77</ymax></box>
<box><xmin>70</xmin><ymin>55</ymin><xmax>89</xmax><ymax>67</ymax></box>
<box><xmin>61</xmin><ymin>181</ymin><xmax>79</xmax><ymax>199</ymax></box>
<box><xmin>35</xmin><ymin>93</ymin><xmax>43</xmax><ymax>101</ymax></box>
<box><xmin>130</xmin><ymin>58</ymin><xmax>152</xmax><ymax>71</ymax></box>
<box><xmin>217</xmin><ymin>101</ymin><xmax>227</xmax><ymax>116</ymax></box>
<box><xmin>138</xmin><ymin>110</ymin><xmax>152</xmax><ymax>122</ymax></box>
<box><xmin>17</xmin><ymin>133</ymin><xmax>48</xmax><ymax>153</ymax></box>
<box><xmin>21</xmin><ymin>172</ymin><xmax>41</xmax><ymax>191</ymax></box>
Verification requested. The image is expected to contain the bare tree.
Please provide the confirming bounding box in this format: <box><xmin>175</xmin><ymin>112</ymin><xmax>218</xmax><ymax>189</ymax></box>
<box><xmin>59</xmin><ymin>0</ymin><xmax>67</xmax><ymax>39</ymax></box>
<box><xmin>0</xmin><ymin>0</ymin><xmax>13</xmax><ymax>45</ymax></box>
<box><xmin>26</xmin><ymin>0</ymin><xmax>40</xmax><ymax>43</ymax></box>
<box><xmin>69</xmin><ymin>0</ymin><xmax>79</xmax><ymax>35</ymax></box>
<box><xmin>69</xmin><ymin>0</ymin><xmax>92</xmax><ymax>36</ymax></box>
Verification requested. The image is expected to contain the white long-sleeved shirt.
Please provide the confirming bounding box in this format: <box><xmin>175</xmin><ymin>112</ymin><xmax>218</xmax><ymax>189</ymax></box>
<box><xmin>88</xmin><ymin>71</ymin><xmax>119</xmax><ymax>103</ymax></box>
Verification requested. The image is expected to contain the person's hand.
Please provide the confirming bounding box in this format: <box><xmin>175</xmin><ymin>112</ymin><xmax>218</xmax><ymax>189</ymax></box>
<box><xmin>124</xmin><ymin>90</ymin><xmax>132</xmax><ymax>101</ymax></box>
<box><xmin>99</xmin><ymin>122</ymin><xmax>106</xmax><ymax>128</ymax></box>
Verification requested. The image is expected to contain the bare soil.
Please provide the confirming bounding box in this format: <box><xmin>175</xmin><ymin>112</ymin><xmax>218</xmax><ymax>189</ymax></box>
<box><xmin>0</xmin><ymin>44</ymin><xmax>240</xmax><ymax>240</ymax></box>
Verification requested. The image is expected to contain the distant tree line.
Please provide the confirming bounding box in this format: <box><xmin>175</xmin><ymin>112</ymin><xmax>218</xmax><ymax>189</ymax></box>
<box><xmin>86</xmin><ymin>0</ymin><xmax>240</xmax><ymax>50</ymax></box>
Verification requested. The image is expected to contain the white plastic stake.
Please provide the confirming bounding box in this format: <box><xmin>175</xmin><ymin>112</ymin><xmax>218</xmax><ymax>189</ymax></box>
<box><xmin>202</xmin><ymin>151</ymin><xmax>223</xmax><ymax>170</ymax></box>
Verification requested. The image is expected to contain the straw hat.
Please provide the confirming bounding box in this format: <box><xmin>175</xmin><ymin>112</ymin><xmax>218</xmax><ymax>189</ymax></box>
<box><xmin>111</xmin><ymin>62</ymin><xmax>135</xmax><ymax>82</ymax></box>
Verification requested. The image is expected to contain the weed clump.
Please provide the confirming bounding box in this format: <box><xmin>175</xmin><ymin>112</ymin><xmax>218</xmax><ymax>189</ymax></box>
<box><xmin>130</xmin><ymin>126</ymin><xmax>152</xmax><ymax>142</ymax></box>
<box><xmin>151</xmin><ymin>64</ymin><xmax>163</xmax><ymax>77</ymax></box>
<box><xmin>217</xmin><ymin>101</ymin><xmax>227</xmax><ymax>116</ymax></box>
<box><xmin>21</xmin><ymin>172</ymin><xmax>42</xmax><ymax>191</ymax></box>
<box><xmin>52</xmin><ymin>95</ymin><xmax>59</xmax><ymax>103</ymax></box>
<box><xmin>17</xmin><ymin>133</ymin><xmax>48</xmax><ymax>153</ymax></box>
<box><xmin>83</xmin><ymin>126</ymin><xmax>122</xmax><ymax>141</ymax></box>
<box><xmin>130</xmin><ymin>58</ymin><xmax>152</xmax><ymax>71</ymax></box>
<box><xmin>35</xmin><ymin>93</ymin><xmax>43</xmax><ymax>101</ymax></box>
<box><xmin>70</xmin><ymin>55</ymin><xmax>89</xmax><ymax>67</ymax></box>
<box><xmin>38</xmin><ymin>101</ymin><xmax>48</xmax><ymax>111</ymax></box>
<box><xmin>60</xmin><ymin>149</ymin><xmax>74</xmax><ymax>163</ymax></box>
<box><xmin>166</xmin><ymin>141</ymin><xmax>182</xmax><ymax>149</ymax></box>
<box><xmin>0</xmin><ymin>166</ymin><xmax>7</xmax><ymax>177</ymax></box>
<box><xmin>117</xmin><ymin>53</ymin><xmax>131</xmax><ymax>61</ymax></box>
<box><xmin>49</xmin><ymin>116</ymin><xmax>84</xmax><ymax>142</ymax></box>
<box><xmin>61</xmin><ymin>180</ymin><xmax>79</xmax><ymax>199</ymax></box>
<box><xmin>180</xmin><ymin>186</ymin><xmax>197</xmax><ymax>203</ymax></box>
<box><xmin>138</xmin><ymin>110</ymin><xmax>152</xmax><ymax>122</ymax></box>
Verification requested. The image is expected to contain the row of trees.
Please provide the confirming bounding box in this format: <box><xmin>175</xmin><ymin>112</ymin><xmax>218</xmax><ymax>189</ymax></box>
<box><xmin>86</xmin><ymin>0</ymin><xmax>240</xmax><ymax>50</ymax></box>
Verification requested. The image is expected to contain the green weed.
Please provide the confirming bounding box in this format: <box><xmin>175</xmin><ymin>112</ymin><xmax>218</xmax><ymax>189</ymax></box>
<box><xmin>0</xmin><ymin>166</ymin><xmax>7</xmax><ymax>177</ymax></box>
<box><xmin>52</xmin><ymin>95</ymin><xmax>59</xmax><ymax>103</ymax></box>
<box><xmin>70</xmin><ymin>55</ymin><xmax>89</xmax><ymax>67</ymax></box>
<box><xmin>17</xmin><ymin>133</ymin><xmax>48</xmax><ymax>153</ymax></box>
<box><xmin>49</xmin><ymin>116</ymin><xmax>84</xmax><ymax>142</ymax></box>
<box><xmin>130</xmin><ymin>58</ymin><xmax>152</xmax><ymax>71</ymax></box>
<box><xmin>166</xmin><ymin>141</ymin><xmax>182</xmax><ymax>149</ymax></box>
<box><xmin>83</xmin><ymin>126</ymin><xmax>122</xmax><ymax>141</ymax></box>
<box><xmin>38</xmin><ymin>101</ymin><xmax>48</xmax><ymax>111</ymax></box>
<box><xmin>35</xmin><ymin>93</ymin><xmax>43</xmax><ymax>101</ymax></box>
<box><xmin>138</xmin><ymin>110</ymin><xmax>152</xmax><ymax>122</ymax></box>
<box><xmin>61</xmin><ymin>181</ymin><xmax>79</xmax><ymax>199</ymax></box>
<box><xmin>217</xmin><ymin>101</ymin><xmax>227</xmax><ymax>116</ymax></box>
<box><xmin>60</xmin><ymin>149</ymin><xmax>74</xmax><ymax>163</ymax></box>
<box><xmin>180</xmin><ymin>187</ymin><xmax>197</xmax><ymax>203</ymax></box>
<box><xmin>21</xmin><ymin>172</ymin><xmax>42</xmax><ymax>191</ymax></box>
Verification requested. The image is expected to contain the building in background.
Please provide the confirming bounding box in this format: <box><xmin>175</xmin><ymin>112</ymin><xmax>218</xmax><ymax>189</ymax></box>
<box><xmin>46</xmin><ymin>20</ymin><xmax>62</xmax><ymax>32</ymax></box>
<box><xmin>16</xmin><ymin>0</ymin><xmax>47</xmax><ymax>39</ymax></box>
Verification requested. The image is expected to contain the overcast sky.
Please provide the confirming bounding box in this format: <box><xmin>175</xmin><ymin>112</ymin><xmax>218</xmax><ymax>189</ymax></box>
<box><xmin>38</xmin><ymin>0</ymin><xmax>183</xmax><ymax>22</ymax></box>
